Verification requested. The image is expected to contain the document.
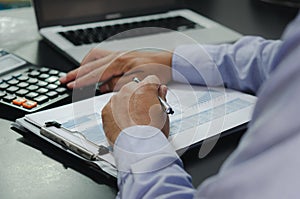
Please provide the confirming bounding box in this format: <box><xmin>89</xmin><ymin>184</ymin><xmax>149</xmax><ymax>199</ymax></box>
<box><xmin>15</xmin><ymin>83</ymin><xmax>256</xmax><ymax>177</ymax></box>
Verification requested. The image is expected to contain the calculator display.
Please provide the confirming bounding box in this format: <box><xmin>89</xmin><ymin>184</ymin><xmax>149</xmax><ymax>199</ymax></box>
<box><xmin>0</xmin><ymin>54</ymin><xmax>26</xmax><ymax>74</ymax></box>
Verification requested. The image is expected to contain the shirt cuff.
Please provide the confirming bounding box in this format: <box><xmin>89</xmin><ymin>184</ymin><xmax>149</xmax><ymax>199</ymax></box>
<box><xmin>172</xmin><ymin>44</ymin><xmax>224</xmax><ymax>86</ymax></box>
<box><xmin>113</xmin><ymin>125</ymin><xmax>179</xmax><ymax>173</ymax></box>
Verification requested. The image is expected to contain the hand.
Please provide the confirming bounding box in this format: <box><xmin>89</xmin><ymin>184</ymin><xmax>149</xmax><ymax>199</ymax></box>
<box><xmin>101</xmin><ymin>75</ymin><xmax>169</xmax><ymax>145</ymax></box>
<box><xmin>59</xmin><ymin>48</ymin><xmax>173</xmax><ymax>93</ymax></box>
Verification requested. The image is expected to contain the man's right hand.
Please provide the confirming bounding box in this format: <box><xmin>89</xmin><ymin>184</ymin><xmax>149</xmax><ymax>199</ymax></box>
<box><xmin>101</xmin><ymin>75</ymin><xmax>169</xmax><ymax>145</ymax></box>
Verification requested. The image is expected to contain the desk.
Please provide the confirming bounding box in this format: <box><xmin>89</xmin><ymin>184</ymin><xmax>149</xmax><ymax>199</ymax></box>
<box><xmin>0</xmin><ymin>1</ymin><xmax>298</xmax><ymax>198</ymax></box>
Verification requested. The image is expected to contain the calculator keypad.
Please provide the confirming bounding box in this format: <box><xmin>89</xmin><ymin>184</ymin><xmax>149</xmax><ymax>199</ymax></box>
<box><xmin>0</xmin><ymin>66</ymin><xmax>69</xmax><ymax>111</ymax></box>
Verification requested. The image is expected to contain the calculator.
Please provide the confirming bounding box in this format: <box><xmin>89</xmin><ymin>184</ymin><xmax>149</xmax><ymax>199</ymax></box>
<box><xmin>0</xmin><ymin>49</ymin><xmax>71</xmax><ymax>120</ymax></box>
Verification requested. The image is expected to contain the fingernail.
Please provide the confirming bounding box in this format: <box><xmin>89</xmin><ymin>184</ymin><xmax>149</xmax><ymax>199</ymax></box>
<box><xmin>59</xmin><ymin>76</ymin><xmax>67</xmax><ymax>82</ymax></box>
<box><xmin>67</xmin><ymin>82</ymin><xmax>74</xmax><ymax>88</ymax></box>
<box><xmin>160</xmin><ymin>85</ymin><xmax>167</xmax><ymax>94</ymax></box>
<box><xmin>164</xmin><ymin>87</ymin><xmax>168</xmax><ymax>96</ymax></box>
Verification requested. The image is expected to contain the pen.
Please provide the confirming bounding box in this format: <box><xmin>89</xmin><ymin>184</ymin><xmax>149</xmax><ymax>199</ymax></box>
<box><xmin>132</xmin><ymin>77</ymin><xmax>174</xmax><ymax>115</ymax></box>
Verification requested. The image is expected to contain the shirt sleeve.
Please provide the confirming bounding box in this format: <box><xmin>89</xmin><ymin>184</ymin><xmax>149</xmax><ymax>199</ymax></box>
<box><xmin>113</xmin><ymin>126</ymin><xmax>195</xmax><ymax>199</ymax></box>
<box><xmin>195</xmin><ymin>13</ymin><xmax>300</xmax><ymax>198</ymax></box>
<box><xmin>172</xmin><ymin>36</ymin><xmax>282</xmax><ymax>94</ymax></box>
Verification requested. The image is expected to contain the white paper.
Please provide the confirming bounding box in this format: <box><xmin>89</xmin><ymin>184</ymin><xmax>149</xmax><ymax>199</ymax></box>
<box><xmin>21</xmin><ymin>83</ymin><xmax>256</xmax><ymax>176</ymax></box>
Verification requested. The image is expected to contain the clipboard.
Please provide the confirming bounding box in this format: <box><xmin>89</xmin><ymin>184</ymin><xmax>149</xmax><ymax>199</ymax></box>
<box><xmin>10</xmin><ymin>121</ymin><xmax>117</xmax><ymax>185</ymax></box>
<box><xmin>12</xmin><ymin>116</ymin><xmax>118</xmax><ymax>178</ymax></box>
<box><xmin>41</xmin><ymin>121</ymin><xmax>109</xmax><ymax>161</ymax></box>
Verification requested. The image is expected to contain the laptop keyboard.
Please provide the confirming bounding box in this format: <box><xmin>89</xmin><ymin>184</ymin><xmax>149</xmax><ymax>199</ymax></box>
<box><xmin>59</xmin><ymin>16</ymin><xmax>203</xmax><ymax>46</ymax></box>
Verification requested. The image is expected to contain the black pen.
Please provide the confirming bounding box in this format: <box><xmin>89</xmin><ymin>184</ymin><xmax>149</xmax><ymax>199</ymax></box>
<box><xmin>132</xmin><ymin>77</ymin><xmax>174</xmax><ymax>115</ymax></box>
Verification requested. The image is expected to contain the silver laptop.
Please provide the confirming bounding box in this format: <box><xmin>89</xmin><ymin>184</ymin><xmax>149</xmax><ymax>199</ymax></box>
<box><xmin>32</xmin><ymin>0</ymin><xmax>241</xmax><ymax>64</ymax></box>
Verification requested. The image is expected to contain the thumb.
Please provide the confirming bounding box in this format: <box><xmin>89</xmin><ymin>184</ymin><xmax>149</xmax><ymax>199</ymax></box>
<box><xmin>158</xmin><ymin>85</ymin><xmax>168</xmax><ymax>101</ymax></box>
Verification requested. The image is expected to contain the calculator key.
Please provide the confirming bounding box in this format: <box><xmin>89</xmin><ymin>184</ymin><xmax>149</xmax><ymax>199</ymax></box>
<box><xmin>36</xmin><ymin>80</ymin><xmax>48</xmax><ymax>87</ymax></box>
<box><xmin>38</xmin><ymin>74</ymin><xmax>50</xmax><ymax>80</ymax></box>
<box><xmin>6</xmin><ymin>86</ymin><xmax>19</xmax><ymax>93</ymax></box>
<box><xmin>22</xmin><ymin>100</ymin><xmax>37</xmax><ymax>109</ymax></box>
<box><xmin>58</xmin><ymin>72</ymin><xmax>66</xmax><ymax>77</ymax></box>
<box><xmin>17</xmin><ymin>75</ymin><xmax>29</xmax><ymax>81</ymax></box>
<box><xmin>27</xmin><ymin>85</ymin><xmax>39</xmax><ymax>91</ymax></box>
<box><xmin>12</xmin><ymin>97</ymin><xmax>27</xmax><ymax>106</ymax></box>
<box><xmin>39</xmin><ymin>67</ymin><xmax>50</xmax><ymax>73</ymax></box>
<box><xmin>46</xmin><ymin>84</ymin><xmax>58</xmax><ymax>90</ymax></box>
<box><xmin>16</xmin><ymin>89</ymin><xmax>29</xmax><ymax>97</ymax></box>
<box><xmin>0</xmin><ymin>91</ymin><xmax>6</xmax><ymax>98</ymax></box>
<box><xmin>7</xmin><ymin>79</ymin><xmax>19</xmax><ymax>85</ymax></box>
<box><xmin>28</xmin><ymin>71</ymin><xmax>40</xmax><ymax>78</ymax></box>
<box><xmin>17</xmin><ymin>82</ymin><xmax>29</xmax><ymax>88</ymax></box>
<box><xmin>26</xmin><ymin>67</ymin><xmax>34</xmax><ymax>73</ymax></box>
<box><xmin>2</xmin><ymin>76</ymin><xmax>12</xmax><ymax>82</ymax></box>
<box><xmin>56</xmin><ymin>87</ymin><xmax>67</xmax><ymax>94</ymax></box>
<box><xmin>27</xmin><ymin>78</ymin><xmax>38</xmax><ymax>84</ymax></box>
<box><xmin>54</xmin><ymin>81</ymin><xmax>61</xmax><ymax>85</ymax></box>
<box><xmin>46</xmin><ymin>91</ymin><xmax>58</xmax><ymax>99</ymax></box>
<box><xmin>25</xmin><ymin>92</ymin><xmax>39</xmax><ymax>100</ymax></box>
<box><xmin>0</xmin><ymin>83</ymin><xmax>9</xmax><ymax>90</ymax></box>
<box><xmin>49</xmin><ymin>69</ymin><xmax>59</xmax><ymax>75</ymax></box>
<box><xmin>34</xmin><ymin>95</ymin><xmax>49</xmax><ymax>104</ymax></box>
<box><xmin>3</xmin><ymin>94</ymin><xmax>16</xmax><ymax>102</ymax></box>
<box><xmin>12</xmin><ymin>73</ymin><xmax>22</xmax><ymax>78</ymax></box>
<box><xmin>37</xmin><ymin>88</ymin><xmax>49</xmax><ymax>94</ymax></box>
<box><xmin>45</xmin><ymin>76</ymin><xmax>59</xmax><ymax>83</ymax></box>
<box><xmin>0</xmin><ymin>51</ymin><xmax>8</xmax><ymax>56</ymax></box>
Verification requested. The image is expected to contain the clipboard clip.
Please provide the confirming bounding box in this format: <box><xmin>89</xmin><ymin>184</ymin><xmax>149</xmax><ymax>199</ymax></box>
<box><xmin>40</xmin><ymin>121</ymin><xmax>110</xmax><ymax>161</ymax></box>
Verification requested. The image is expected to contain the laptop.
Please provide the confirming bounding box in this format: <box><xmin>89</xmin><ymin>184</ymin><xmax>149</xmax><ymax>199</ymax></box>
<box><xmin>32</xmin><ymin>0</ymin><xmax>242</xmax><ymax>64</ymax></box>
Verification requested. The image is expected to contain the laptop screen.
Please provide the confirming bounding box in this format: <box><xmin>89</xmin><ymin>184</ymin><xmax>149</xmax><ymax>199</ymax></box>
<box><xmin>33</xmin><ymin>0</ymin><xmax>181</xmax><ymax>29</ymax></box>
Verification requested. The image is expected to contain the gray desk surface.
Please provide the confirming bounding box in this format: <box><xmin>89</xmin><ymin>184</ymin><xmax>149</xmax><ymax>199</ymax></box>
<box><xmin>0</xmin><ymin>1</ymin><xmax>297</xmax><ymax>198</ymax></box>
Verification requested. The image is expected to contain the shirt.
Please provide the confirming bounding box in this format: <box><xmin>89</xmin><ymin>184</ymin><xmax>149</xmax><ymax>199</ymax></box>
<box><xmin>113</xmin><ymin>12</ymin><xmax>300</xmax><ymax>199</ymax></box>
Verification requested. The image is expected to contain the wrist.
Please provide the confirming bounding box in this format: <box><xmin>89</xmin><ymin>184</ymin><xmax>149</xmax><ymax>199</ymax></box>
<box><xmin>113</xmin><ymin>125</ymin><xmax>177</xmax><ymax>173</ymax></box>
<box><xmin>153</xmin><ymin>51</ymin><xmax>173</xmax><ymax>83</ymax></box>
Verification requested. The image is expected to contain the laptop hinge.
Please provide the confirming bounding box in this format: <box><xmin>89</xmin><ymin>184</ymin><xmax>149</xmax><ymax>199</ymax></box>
<box><xmin>105</xmin><ymin>13</ymin><xmax>122</xmax><ymax>20</ymax></box>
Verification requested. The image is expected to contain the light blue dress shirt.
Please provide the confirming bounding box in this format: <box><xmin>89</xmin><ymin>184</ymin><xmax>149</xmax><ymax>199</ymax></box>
<box><xmin>112</xmin><ymin>12</ymin><xmax>300</xmax><ymax>199</ymax></box>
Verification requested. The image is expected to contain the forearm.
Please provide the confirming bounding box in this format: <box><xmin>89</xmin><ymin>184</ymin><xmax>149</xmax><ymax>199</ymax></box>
<box><xmin>113</xmin><ymin>126</ymin><xmax>195</xmax><ymax>199</ymax></box>
<box><xmin>172</xmin><ymin>36</ymin><xmax>282</xmax><ymax>94</ymax></box>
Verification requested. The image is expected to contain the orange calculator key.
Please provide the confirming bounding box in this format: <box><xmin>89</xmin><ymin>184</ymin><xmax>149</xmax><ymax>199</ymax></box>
<box><xmin>13</xmin><ymin>98</ymin><xmax>27</xmax><ymax>106</ymax></box>
<box><xmin>22</xmin><ymin>100</ymin><xmax>37</xmax><ymax>109</ymax></box>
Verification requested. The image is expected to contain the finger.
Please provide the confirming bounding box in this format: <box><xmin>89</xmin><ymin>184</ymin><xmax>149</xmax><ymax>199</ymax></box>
<box><xmin>101</xmin><ymin>100</ymin><xmax>115</xmax><ymax>145</ymax></box>
<box><xmin>67</xmin><ymin>66</ymin><xmax>106</xmax><ymax>89</ymax></box>
<box><xmin>109</xmin><ymin>72</ymin><xmax>144</xmax><ymax>91</ymax></box>
<box><xmin>101</xmin><ymin>74</ymin><xmax>162</xmax><ymax>95</ymax></box>
<box><xmin>121</xmin><ymin>81</ymin><xmax>140</xmax><ymax>93</ymax></box>
<box><xmin>60</xmin><ymin>52</ymin><xmax>119</xmax><ymax>85</ymax></box>
<box><xmin>158</xmin><ymin>85</ymin><xmax>168</xmax><ymax>101</ymax></box>
<box><xmin>67</xmin><ymin>57</ymin><xmax>126</xmax><ymax>89</ymax></box>
<box><xmin>97</xmin><ymin>64</ymin><xmax>145</xmax><ymax>92</ymax></box>
<box><xmin>141</xmin><ymin>75</ymin><xmax>161</xmax><ymax>85</ymax></box>
<box><xmin>81</xmin><ymin>48</ymin><xmax>113</xmax><ymax>65</ymax></box>
<box><xmin>59</xmin><ymin>68</ymin><xmax>78</xmax><ymax>84</ymax></box>
<box><xmin>99</xmin><ymin>77</ymin><xmax>120</xmax><ymax>93</ymax></box>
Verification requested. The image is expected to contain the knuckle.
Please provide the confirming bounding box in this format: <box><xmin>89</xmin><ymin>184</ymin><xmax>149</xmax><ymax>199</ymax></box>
<box><xmin>90</xmin><ymin>71</ymin><xmax>100</xmax><ymax>79</ymax></box>
<box><xmin>115</xmin><ymin>54</ymin><xmax>129</xmax><ymax>65</ymax></box>
<box><xmin>114</xmin><ymin>56</ymin><xmax>124</xmax><ymax>64</ymax></box>
<box><xmin>149</xmin><ymin>75</ymin><xmax>160</xmax><ymax>82</ymax></box>
<box><xmin>89</xmin><ymin>48</ymin><xmax>98</xmax><ymax>56</ymax></box>
<box><xmin>102</xmin><ymin>101</ymin><xmax>112</xmax><ymax>115</ymax></box>
<box><xmin>110</xmin><ymin>94</ymin><xmax>118</xmax><ymax>104</ymax></box>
